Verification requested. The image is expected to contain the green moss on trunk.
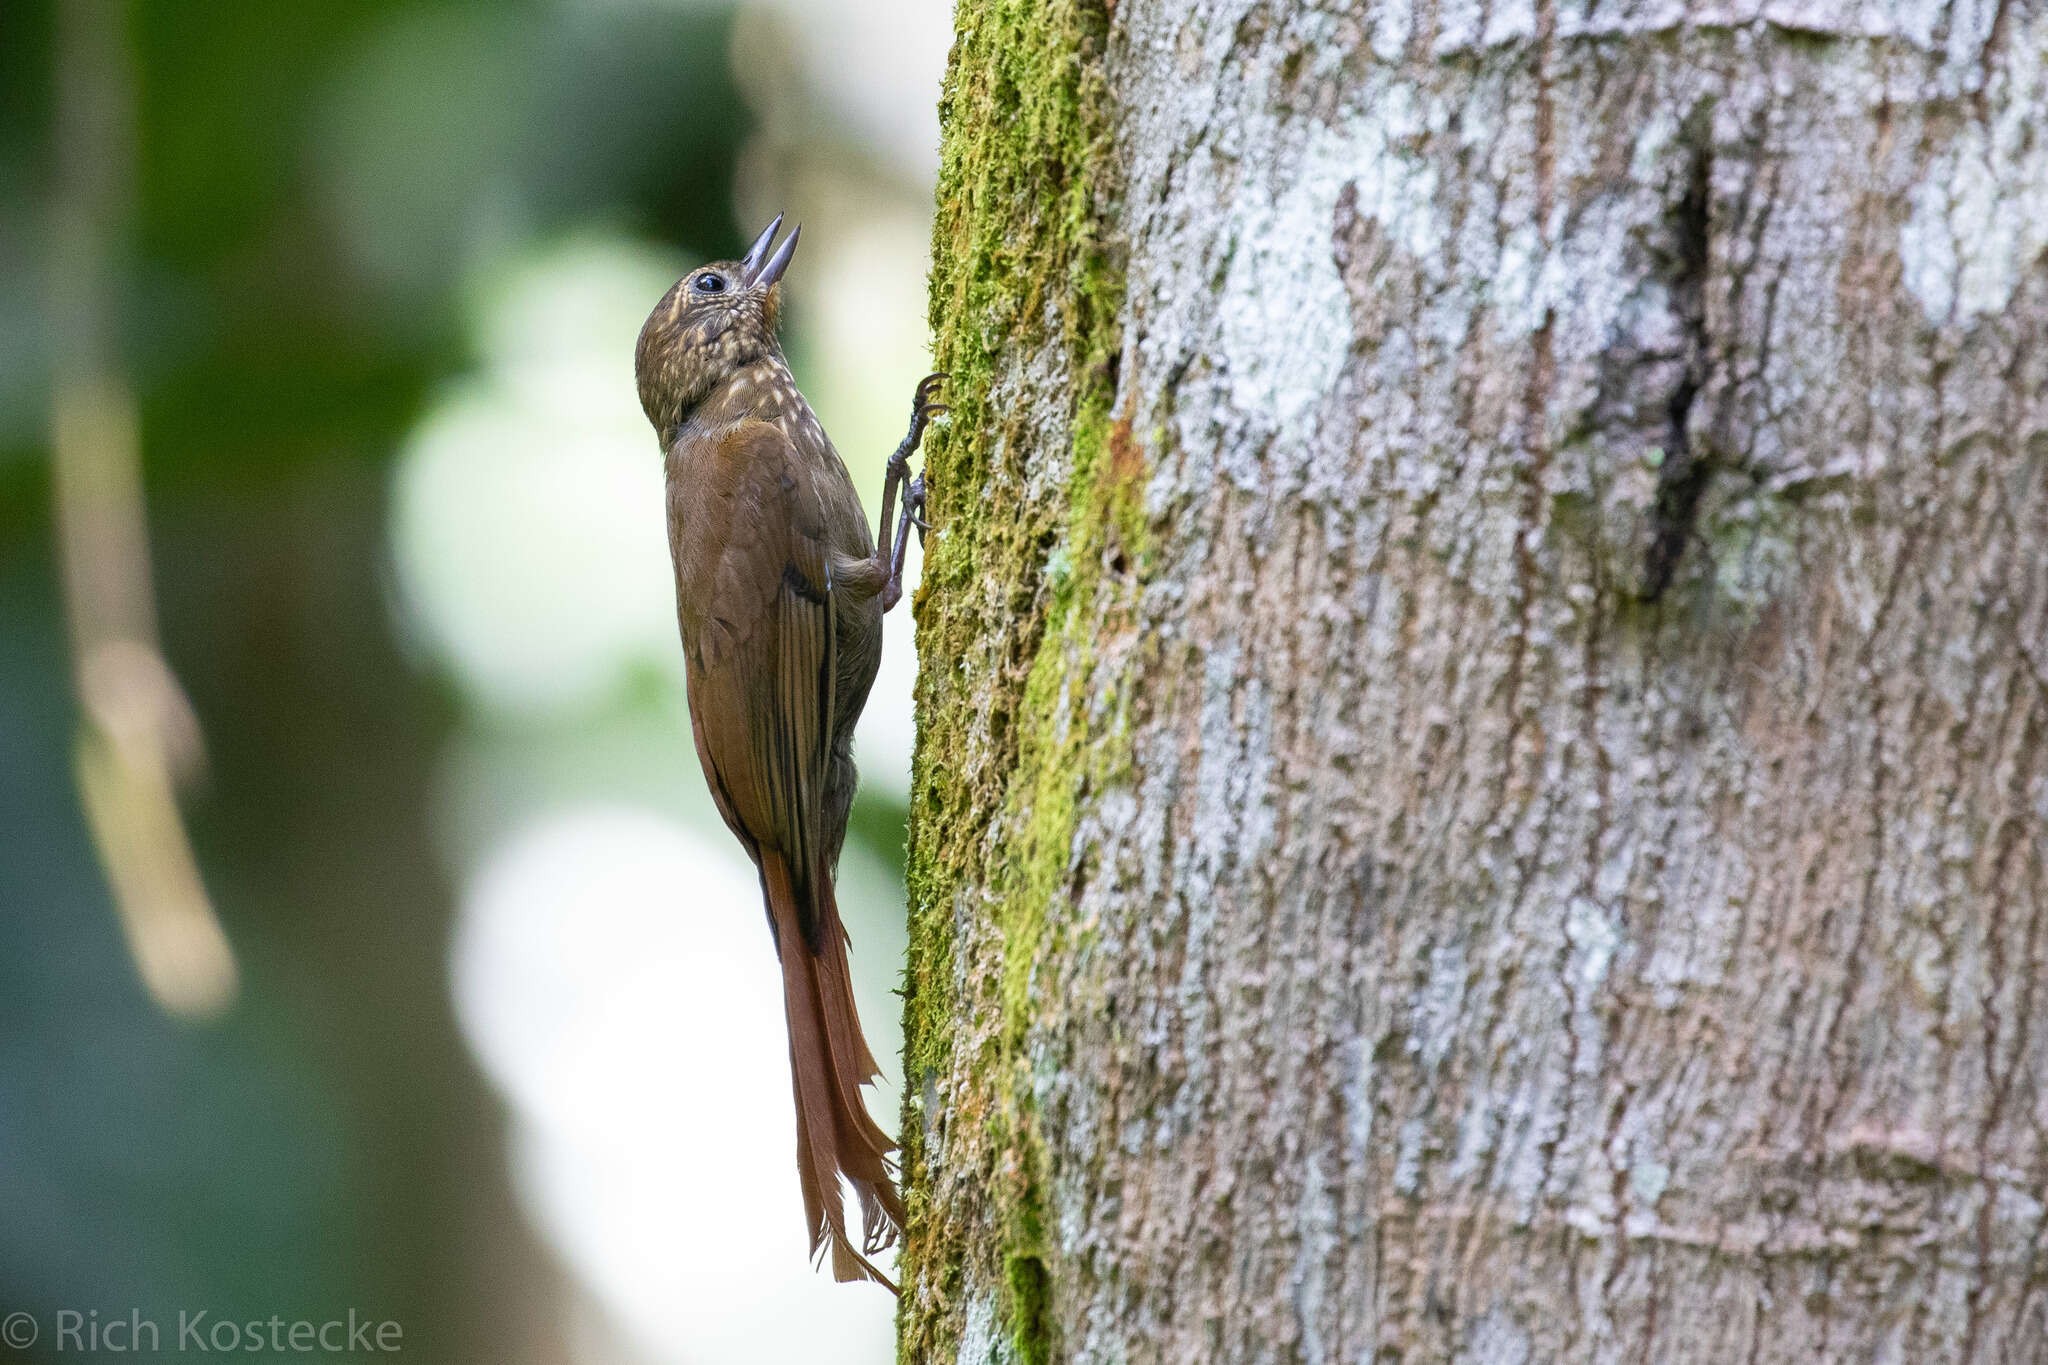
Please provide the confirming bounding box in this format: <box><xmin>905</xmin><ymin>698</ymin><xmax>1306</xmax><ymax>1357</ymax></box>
<box><xmin>898</xmin><ymin>0</ymin><xmax>1144</xmax><ymax>1358</ymax></box>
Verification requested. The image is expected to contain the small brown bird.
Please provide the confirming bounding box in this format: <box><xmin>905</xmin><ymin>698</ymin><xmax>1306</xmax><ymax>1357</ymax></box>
<box><xmin>634</xmin><ymin>215</ymin><xmax>941</xmax><ymax>1289</ymax></box>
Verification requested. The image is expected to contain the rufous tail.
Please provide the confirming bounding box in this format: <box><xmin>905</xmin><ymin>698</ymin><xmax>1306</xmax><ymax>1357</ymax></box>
<box><xmin>761</xmin><ymin>850</ymin><xmax>907</xmax><ymax>1291</ymax></box>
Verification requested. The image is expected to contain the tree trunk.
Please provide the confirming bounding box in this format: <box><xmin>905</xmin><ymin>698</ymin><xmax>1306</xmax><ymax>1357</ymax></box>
<box><xmin>900</xmin><ymin>1</ymin><xmax>2048</xmax><ymax>1361</ymax></box>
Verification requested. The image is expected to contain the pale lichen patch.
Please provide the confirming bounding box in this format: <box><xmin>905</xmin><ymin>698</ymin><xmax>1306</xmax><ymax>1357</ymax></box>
<box><xmin>1900</xmin><ymin>21</ymin><xmax>2048</xmax><ymax>325</ymax></box>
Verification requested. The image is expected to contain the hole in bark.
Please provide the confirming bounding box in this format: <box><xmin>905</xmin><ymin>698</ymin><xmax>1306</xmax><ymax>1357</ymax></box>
<box><xmin>1642</xmin><ymin>374</ymin><xmax>1707</xmax><ymax>601</ymax></box>
<box><xmin>1641</xmin><ymin>142</ymin><xmax>1716</xmax><ymax>602</ymax></box>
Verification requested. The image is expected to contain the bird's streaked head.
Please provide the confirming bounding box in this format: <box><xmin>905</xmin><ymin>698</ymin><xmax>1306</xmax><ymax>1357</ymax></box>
<box><xmin>635</xmin><ymin>214</ymin><xmax>800</xmax><ymax>440</ymax></box>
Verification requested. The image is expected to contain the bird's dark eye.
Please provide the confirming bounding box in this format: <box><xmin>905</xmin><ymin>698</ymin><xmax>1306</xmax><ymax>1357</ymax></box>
<box><xmin>694</xmin><ymin>273</ymin><xmax>727</xmax><ymax>294</ymax></box>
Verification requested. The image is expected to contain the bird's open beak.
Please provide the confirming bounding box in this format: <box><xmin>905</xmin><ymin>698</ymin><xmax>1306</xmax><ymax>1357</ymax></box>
<box><xmin>739</xmin><ymin>213</ymin><xmax>800</xmax><ymax>289</ymax></box>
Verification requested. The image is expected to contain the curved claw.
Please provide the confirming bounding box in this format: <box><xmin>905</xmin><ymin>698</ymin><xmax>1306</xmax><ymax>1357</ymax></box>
<box><xmin>912</xmin><ymin>374</ymin><xmax>948</xmax><ymax>420</ymax></box>
<box><xmin>907</xmin><ymin>392</ymin><xmax>948</xmax><ymax>445</ymax></box>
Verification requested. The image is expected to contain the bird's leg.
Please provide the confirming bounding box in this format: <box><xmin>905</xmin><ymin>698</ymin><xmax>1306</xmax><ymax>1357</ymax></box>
<box><xmin>874</xmin><ymin>372</ymin><xmax>945</xmax><ymax>557</ymax></box>
<box><xmin>880</xmin><ymin>473</ymin><xmax>927</xmax><ymax>612</ymax></box>
<box><xmin>877</xmin><ymin>372</ymin><xmax>945</xmax><ymax>613</ymax></box>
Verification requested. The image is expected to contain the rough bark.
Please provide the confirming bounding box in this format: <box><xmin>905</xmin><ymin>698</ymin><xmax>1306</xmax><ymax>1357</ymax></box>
<box><xmin>901</xmin><ymin>2</ymin><xmax>2048</xmax><ymax>1362</ymax></box>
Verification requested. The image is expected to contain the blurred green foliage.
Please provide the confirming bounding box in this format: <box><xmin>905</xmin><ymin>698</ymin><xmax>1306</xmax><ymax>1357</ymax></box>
<box><xmin>0</xmin><ymin>3</ymin><xmax>760</xmax><ymax>1360</ymax></box>
<box><xmin>0</xmin><ymin>0</ymin><xmax>748</xmax><ymax>519</ymax></box>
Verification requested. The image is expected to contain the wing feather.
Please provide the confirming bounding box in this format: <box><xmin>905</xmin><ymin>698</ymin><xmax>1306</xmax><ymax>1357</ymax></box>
<box><xmin>669</xmin><ymin>419</ymin><xmax>842</xmax><ymax>947</ymax></box>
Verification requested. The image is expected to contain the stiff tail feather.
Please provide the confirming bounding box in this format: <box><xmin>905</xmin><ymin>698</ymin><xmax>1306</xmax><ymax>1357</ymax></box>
<box><xmin>762</xmin><ymin>850</ymin><xmax>907</xmax><ymax>1290</ymax></box>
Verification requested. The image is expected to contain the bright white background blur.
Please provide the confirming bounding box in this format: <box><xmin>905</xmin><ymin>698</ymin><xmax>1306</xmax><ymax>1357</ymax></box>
<box><xmin>385</xmin><ymin>1</ymin><xmax>950</xmax><ymax>1358</ymax></box>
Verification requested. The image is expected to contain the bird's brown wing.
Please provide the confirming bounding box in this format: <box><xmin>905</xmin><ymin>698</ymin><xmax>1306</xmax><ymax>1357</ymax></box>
<box><xmin>670</xmin><ymin>419</ymin><xmax>840</xmax><ymax>945</ymax></box>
